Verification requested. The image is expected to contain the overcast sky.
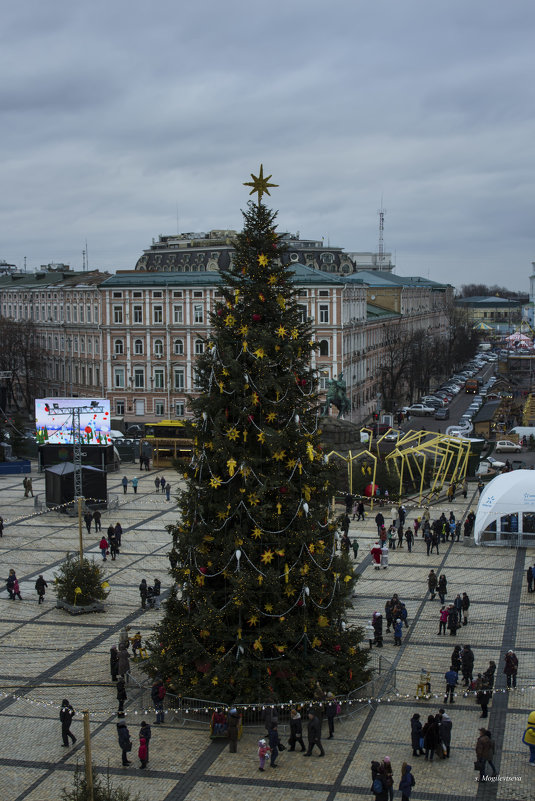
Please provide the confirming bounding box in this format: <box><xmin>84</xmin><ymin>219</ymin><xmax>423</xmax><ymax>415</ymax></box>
<box><xmin>1</xmin><ymin>1</ymin><xmax>533</xmax><ymax>291</ymax></box>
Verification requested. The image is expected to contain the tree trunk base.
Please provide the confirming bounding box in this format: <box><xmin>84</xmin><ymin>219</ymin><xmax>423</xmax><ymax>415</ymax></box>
<box><xmin>56</xmin><ymin>599</ymin><xmax>106</xmax><ymax>614</ymax></box>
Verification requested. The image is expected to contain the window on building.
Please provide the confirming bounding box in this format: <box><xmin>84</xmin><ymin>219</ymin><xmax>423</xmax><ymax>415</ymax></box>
<box><xmin>173</xmin><ymin>290</ymin><xmax>183</xmax><ymax>298</ymax></box>
<box><xmin>113</xmin><ymin>306</ymin><xmax>123</xmax><ymax>323</ymax></box>
<box><xmin>74</xmin><ymin>365</ymin><xmax>79</xmax><ymax>384</ymax></box>
<box><xmin>114</xmin><ymin>339</ymin><xmax>124</xmax><ymax>355</ymax></box>
<box><xmin>173</xmin><ymin>338</ymin><xmax>184</xmax><ymax>355</ymax></box>
<box><xmin>53</xmin><ymin>305</ymin><xmax>57</xmax><ymax>321</ymax></box>
<box><xmin>175</xmin><ymin>401</ymin><xmax>185</xmax><ymax>417</ymax></box>
<box><xmin>95</xmin><ymin>367</ymin><xmax>100</xmax><ymax>385</ymax></box>
<box><xmin>88</xmin><ymin>338</ymin><xmax>92</xmax><ymax>354</ymax></box>
<box><xmin>194</xmin><ymin>304</ymin><xmax>203</xmax><ymax>323</ymax></box>
<box><xmin>297</xmin><ymin>304</ymin><xmax>307</xmax><ymax>323</ymax></box>
<box><xmin>319</xmin><ymin>304</ymin><xmax>329</xmax><ymax>323</ymax></box>
<box><xmin>73</xmin><ymin>337</ymin><xmax>78</xmax><ymax>353</ymax></box>
<box><xmin>174</xmin><ymin>368</ymin><xmax>185</xmax><ymax>391</ymax></box>
<box><xmin>80</xmin><ymin>366</ymin><xmax>86</xmax><ymax>384</ymax></box>
<box><xmin>66</xmin><ymin>306</ymin><xmax>70</xmax><ymax>322</ymax></box>
<box><xmin>319</xmin><ymin>339</ymin><xmax>329</xmax><ymax>357</ymax></box>
<box><xmin>86</xmin><ymin>305</ymin><xmax>91</xmax><ymax>323</ymax></box>
<box><xmin>133</xmin><ymin>305</ymin><xmax>143</xmax><ymax>323</ymax></box>
<box><xmin>113</xmin><ymin>291</ymin><xmax>122</xmax><ymax>298</ymax></box>
<box><xmin>72</xmin><ymin>305</ymin><xmax>77</xmax><ymax>322</ymax></box>
<box><xmin>133</xmin><ymin>291</ymin><xmax>142</xmax><ymax>298</ymax></box>
<box><xmin>94</xmin><ymin>338</ymin><xmax>99</xmax><ymax>355</ymax></box>
<box><xmin>116</xmin><ymin>400</ymin><xmax>125</xmax><ymax>415</ymax></box>
<box><xmin>173</xmin><ymin>305</ymin><xmax>183</xmax><ymax>323</ymax></box>
<box><xmin>154</xmin><ymin>339</ymin><xmax>164</xmax><ymax>356</ymax></box>
<box><xmin>80</xmin><ymin>306</ymin><xmax>84</xmax><ymax>323</ymax></box>
<box><xmin>154</xmin><ymin>369</ymin><xmax>164</xmax><ymax>389</ymax></box>
<box><xmin>153</xmin><ymin>291</ymin><xmax>162</xmax><ymax>298</ymax></box>
<box><xmin>80</xmin><ymin>337</ymin><xmax>85</xmax><ymax>354</ymax></box>
<box><xmin>193</xmin><ymin>291</ymin><xmax>203</xmax><ymax>298</ymax></box>
<box><xmin>94</xmin><ymin>305</ymin><xmax>99</xmax><ymax>323</ymax></box>
<box><xmin>54</xmin><ymin>336</ymin><xmax>59</xmax><ymax>350</ymax></box>
<box><xmin>134</xmin><ymin>368</ymin><xmax>144</xmax><ymax>388</ymax></box>
<box><xmin>155</xmin><ymin>400</ymin><xmax>165</xmax><ymax>416</ymax></box>
<box><xmin>194</xmin><ymin>339</ymin><xmax>204</xmax><ymax>355</ymax></box>
<box><xmin>87</xmin><ymin>367</ymin><xmax>92</xmax><ymax>385</ymax></box>
<box><xmin>134</xmin><ymin>338</ymin><xmax>144</xmax><ymax>355</ymax></box>
<box><xmin>153</xmin><ymin>305</ymin><xmax>163</xmax><ymax>324</ymax></box>
<box><xmin>114</xmin><ymin>368</ymin><xmax>125</xmax><ymax>388</ymax></box>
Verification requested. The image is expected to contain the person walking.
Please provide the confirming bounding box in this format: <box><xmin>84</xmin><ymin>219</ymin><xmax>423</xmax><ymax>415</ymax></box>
<box><xmin>268</xmin><ymin>723</ymin><xmax>279</xmax><ymax>768</ymax></box>
<box><xmin>437</xmin><ymin>574</ymin><xmax>447</xmax><ymax>605</ymax></box>
<box><xmin>12</xmin><ymin>576</ymin><xmax>22</xmax><ymax>600</ymax></box>
<box><xmin>461</xmin><ymin>645</ymin><xmax>474</xmax><ymax>686</ymax></box>
<box><xmin>258</xmin><ymin>738</ymin><xmax>270</xmax><ymax>771</ymax></box>
<box><xmin>304</xmin><ymin>710</ymin><xmax>325</xmax><ymax>757</ymax></box>
<box><xmin>430</xmin><ymin>530</ymin><xmax>440</xmax><ymax>555</ymax></box>
<box><xmin>522</xmin><ymin>711</ymin><xmax>535</xmax><ymax>766</ymax></box>
<box><xmin>139</xmin><ymin>721</ymin><xmax>151</xmax><ymax>763</ymax></box>
<box><xmin>165</xmin><ymin>482</ymin><xmax>171</xmax><ymax>501</ymax></box>
<box><xmin>151</xmin><ymin>679</ymin><xmax>166</xmax><ymax>724</ymax></box>
<box><xmin>438</xmin><ymin>606</ymin><xmax>448</xmax><ymax>635</ymax></box>
<box><xmin>446</xmin><ymin>605</ymin><xmax>459</xmax><ymax>636</ymax></box>
<box><xmin>154</xmin><ymin>476</ymin><xmax>160</xmax><ymax>493</ymax></box>
<box><xmin>153</xmin><ymin>578</ymin><xmax>161</xmax><ymax>609</ymax></box>
<box><xmin>372</xmin><ymin>612</ymin><xmax>383</xmax><ymax>647</ymax></box>
<box><xmin>117</xmin><ymin>715</ymin><xmax>132</xmax><ymax>766</ymax></box>
<box><xmin>228</xmin><ymin>707</ymin><xmax>240</xmax><ymax>753</ymax></box>
<box><xmin>131</xmin><ymin>476</ymin><xmax>138</xmax><ymax>494</ymax></box>
<box><xmin>427</xmin><ymin>570</ymin><xmax>437</xmax><ymax>600</ymax></box>
<box><xmin>405</xmin><ymin>528</ymin><xmax>413</xmax><ymax>552</ymax></box>
<box><xmin>99</xmin><ymin>535</ymin><xmax>109</xmax><ymax>561</ymax></box>
<box><xmin>399</xmin><ymin>762</ymin><xmax>415</xmax><ymax>801</ymax></box>
<box><xmin>528</xmin><ymin>566</ymin><xmax>534</xmax><ymax>593</ymax></box>
<box><xmin>375</xmin><ymin>511</ymin><xmax>385</xmax><ymax>535</ymax></box>
<box><xmin>462</xmin><ymin>479</ymin><xmax>468</xmax><ymax>499</ymax></box>
<box><xmin>138</xmin><ymin>735</ymin><xmax>148</xmax><ymax>769</ymax></box>
<box><xmin>444</xmin><ymin>665</ymin><xmax>458</xmax><ymax>704</ymax></box>
<box><xmin>424</xmin><ymin>528</ymin><xmax>432</xmax><ymax>556</ymax></box>
<box><xmin>504</xmin><ymin>650</ymin><xmax>518</xmax><ymax>689</ymax></box>
<box><xmin>411</xmin><ymin>713</ymin><xmax>424</xmax><ymax>756</ymax></box>
<box><xmin>438</xmin><ymin>709</ymin><xmax>452</xmax><ymax>757</ymax></box>
<box><xmin>288</xmin><ymin>708</ymin><xmax>306</xmax><ymax>751</ymax></box>
<box><xmin>370</xmin><ymin>761</ymin><xmax>388</xmax><ymax>801</ymax></box>
<box><xmin>83</xmin><ymin>511</ymin><xmax>93</xmax><ymax>534</ymax></box>
<box><xmin>139</xmin><ymin>578</ymin><xmax>148</xmax><ymax>609</ymax></box>
<box><xmin>118</xmin><ymin>644</ymin><xmax>130</xmax><ymax>679</ymax></box>
<box><xmin>382</xmin><ymin>756</ymin><xmax>394</xmax><ymax>801</ymax></box>
<box><xmin>461</xmin><ymin>592</ymin><xmax>470</xmax><ymax>625</ymax></box>
<box><xmin>114</xmin><ymin>522</ymin><xmax>123</xmax><ymax>546</ymax></box>
<box><xmin>109</xmin><ymin>531</ymin><xmax>119</xmax><ymax>561</ymax></box>
<box><xmin>121</xmin><ymin>476</ymin><xmax>128</xmax><ymax>494</ymax></box>
<box><xmin>355</xmin><ymin>500</ymin><xmax>365</xmax><ymax>521</ymax></box>
<box><xmin>0</xmin><ymin>516</ymin><xmax>4</xmax><ymax>537</ymax></box>
<box><xmin>475</xmin><ymin>674</ymin><xmax>491</xmax><ymax>718</ymax></box>
<box><xmin>35</xmin><ymin>574</ymin><xmax>48</xmax><ymax>604</ymax></box>
<box><xmin>475</xmin><ymin>727</ymin><xmax>497</xmax><ymax>781</ymax></box>
<box><xmin>394</xmin><ymin>618</ymin><xmax>403</xmax><ymax>646</ymax></box>
<box><xmin>110</xmin><ymin>646</ymin><xmax>119</xmax><ymax>682</ymax></box>
<box><xmin>422</xmin><ymin>714</ymin><xmax>439</xmax><ymax>762</ymax></box>
<box><xmin>160</xmin><ymin>476</ymin><xmax>166</xmax><ymax>492</ymax></box>
<box><xmin>6</xmin><ymin>569</ymin><xmax>16</xmax><ymax>599</ymax></box>
<box><xmin>326</xmin><ymin>693</ymin><xmax>337</xmax><ymax>738</ymax></box>
<box><xmin>477</xmin><ymin>480</ymin><xmax>484</xmax><ymax>496</ymax></box>
<box><xmin>351</xmin><ymin>538</ymin><xmax>359</xmax><ymax>560</ymax></box>
<box><xmin>117</xmin><ymin>677</ymin><xmax>127</xmax><ymax>712</ymax></box>
<box><xmin>60</xmin><ymin>699</ymin><xmax>77</xmax><ymax>747</ymax></box>
<box><xmin>93</xmin><ymin>509</ymin><xmax>101</xmax><ymax>532</ymax></box>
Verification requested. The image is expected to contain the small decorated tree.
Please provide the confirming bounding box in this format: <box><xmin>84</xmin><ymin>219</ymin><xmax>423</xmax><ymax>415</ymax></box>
<box><xmin>55</xmin><ymin>553</ymin><xmax>109</xmax><ymax>609</ymax></box>
<box><xmin>148</xmin><ymin>168</ymin><xmax>368</xmax><ymax>702</ymax></box>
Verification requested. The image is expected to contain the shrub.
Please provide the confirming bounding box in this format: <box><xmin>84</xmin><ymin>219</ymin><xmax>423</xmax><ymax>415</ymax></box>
<box><xmin>61</xmin><ymin>763</ymin><xmax>138</xmax><ymax>801</ymax></box>
<box><xmin>54</xmin><ymin>553</ymin><xmax>109</xmax><ymax>606</ymax></box>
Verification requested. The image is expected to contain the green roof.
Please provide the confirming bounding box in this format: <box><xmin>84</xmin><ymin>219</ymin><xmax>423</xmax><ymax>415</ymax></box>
<box><xmin>366</xmin><ymin>303</ymin><xmax>400</xmax><ymax>320</ymax></box>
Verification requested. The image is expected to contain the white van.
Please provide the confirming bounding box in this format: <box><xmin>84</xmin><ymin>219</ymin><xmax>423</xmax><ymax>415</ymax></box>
<box><xmin>509</xmin><ymin>427</ymin><xmax>535</xmax><ymax>439</ymax></box>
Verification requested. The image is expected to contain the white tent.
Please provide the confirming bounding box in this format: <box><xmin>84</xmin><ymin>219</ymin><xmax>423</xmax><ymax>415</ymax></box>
<box><xmin>474</xmin><ymin>470</ymin><xmax>535</xmax><ymax>545</ymax></box>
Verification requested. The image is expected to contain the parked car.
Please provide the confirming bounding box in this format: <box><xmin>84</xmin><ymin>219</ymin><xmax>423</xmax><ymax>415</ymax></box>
<box><xmin>435</xmin><ymin>407</ymin><xmax>450</xmax><ymax>420</ymax></box>
<box><xmin>477</xmin><ymin>457</ymin><xmax>506</xmax><ymax>475</ymax></box>
<box><xmin>407</xmin><ymin>403</ymin><xmax>435</xmax><ymax>416</ymax></box>
<box><xmin>495</xmin><ymin>440</ymin><xmax>522</xmax><ymax>453</ymax></box>
<box><xmin>383</xmin><ymin>429</ymin><xmax>402</xmax><ymax>442</ymax></box>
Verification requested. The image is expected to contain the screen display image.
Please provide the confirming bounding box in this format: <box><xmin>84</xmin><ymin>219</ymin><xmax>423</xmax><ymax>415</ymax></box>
<box><xmin>35</xmin><ymin>399</ymin><xmax>111</xmax><ymax>445</ymax></box>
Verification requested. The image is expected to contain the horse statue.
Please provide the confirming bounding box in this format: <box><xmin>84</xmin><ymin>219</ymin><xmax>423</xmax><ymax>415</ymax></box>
<box><xmin>322</xmin><ymin>373</ymin><xmax>350</xmax><ymax>418</ymax></box>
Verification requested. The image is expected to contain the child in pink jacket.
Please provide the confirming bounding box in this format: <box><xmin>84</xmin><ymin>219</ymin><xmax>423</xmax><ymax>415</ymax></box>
<box><xmin>258</xmin><ymin>738</ymin><xmax>270</xmax><ymax>771</ymax></box>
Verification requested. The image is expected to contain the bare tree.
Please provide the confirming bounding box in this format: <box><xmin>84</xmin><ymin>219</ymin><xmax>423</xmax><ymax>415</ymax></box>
<box><xmin>0</xmin><ymin>320</ymin><xmax>45</xmax><ymax>414</ymax></box>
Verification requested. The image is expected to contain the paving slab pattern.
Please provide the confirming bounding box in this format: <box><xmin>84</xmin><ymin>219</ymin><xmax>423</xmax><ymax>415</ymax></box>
<box><xmin>1</xmin><ymin>468</ymin><xmax>534</xmax><ymax>800</ymax></box>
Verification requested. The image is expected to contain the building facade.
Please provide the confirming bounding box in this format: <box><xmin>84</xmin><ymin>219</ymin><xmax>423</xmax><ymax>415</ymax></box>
<box><xmin>0</xmin><ymin>262</ymin><xmax>452</xmax><ymax>424</ymax></box>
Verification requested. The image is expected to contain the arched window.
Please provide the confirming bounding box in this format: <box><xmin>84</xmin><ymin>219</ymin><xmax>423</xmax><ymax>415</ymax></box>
<box><xmin>114</xmin><ymin>338</ymin><xmax>124</xmax><ymax>355</ymax></box>
<box><xmin>154</xmin><ymin>339</ymin><xmax>164</xmax><ymax>356</ymax></box>
<box><xmin>174</xmin><ymin>338</ymin><xmax>184</xmax><ymax>355</ymax></box>
<box><xmin>134</xmin><ymin>339</ymin><xmax>144</xmax><ymax>355</ymax></box>
<box><xmin>319</xmin><ymin>339</ymin><xmax>329</xmax><ymax>357</ymax></box>
<box><xmin>195</xmin><ymin>339</ymin><xmax>204</xmax><ymax>355</ymax></box>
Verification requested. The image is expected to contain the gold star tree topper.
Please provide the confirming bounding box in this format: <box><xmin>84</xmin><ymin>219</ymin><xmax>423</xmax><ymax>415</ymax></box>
<box><xmin>243</xmin><ymin>164</ymin><xmax>278</xmax><ymax>204</ymax></box>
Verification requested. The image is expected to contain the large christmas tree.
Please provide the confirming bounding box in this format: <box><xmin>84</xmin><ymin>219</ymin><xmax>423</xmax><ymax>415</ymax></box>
<box><xmin>149</xmin><ymin>168</ymin><xmax>368</xmax><ymax>703</ymax></box>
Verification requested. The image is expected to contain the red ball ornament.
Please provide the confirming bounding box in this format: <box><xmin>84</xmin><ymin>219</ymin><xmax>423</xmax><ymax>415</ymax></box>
<box><xmin>199</xmin><ymin>567</ymin><xmax>207</xmax><ymax>574</ymax></box>
<box><xmin>297</xmin><ymin>599</ymin><xmax>303</xmax><ymax>607</ymax></box>
<box><xmin>252</xmin><ymin>313</ymin><xmax>262</xmax><ymax>322</ymax></box>
<box><xmin>217</xmin><ymin>308</ymin><xmax>223</xmax><ymax>316</ymax></box>
<box><xmin>279</xmin><ymin>486</ymin><xmax>288</xmax><ymax>494</ymax></box>
<box><xmin>248</xmin><ymin>414</ymin><xmax>254</xmax><ymax>422</ymax></box>
<box><xmin>300</xmin><ymin>379</ymin><xmax>307</xmax><ymax>387</ymax></box>
<box><xmin>334</xmin><ymin>644</ymin><xmax>341</xmax><ymax>652</ymax></box>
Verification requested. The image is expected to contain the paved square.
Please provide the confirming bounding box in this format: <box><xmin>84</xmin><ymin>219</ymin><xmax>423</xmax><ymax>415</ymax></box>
<box><xmin>1</xmin><ymin>466</ymin><xmax>534</xmax><ymax>800</ymax></box>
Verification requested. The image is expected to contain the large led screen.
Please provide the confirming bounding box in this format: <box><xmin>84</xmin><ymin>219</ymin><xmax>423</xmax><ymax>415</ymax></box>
<box><xmin>35</xmin><ymin>399</ymin><xmax>111</xmax><ymax>445</ymax></box>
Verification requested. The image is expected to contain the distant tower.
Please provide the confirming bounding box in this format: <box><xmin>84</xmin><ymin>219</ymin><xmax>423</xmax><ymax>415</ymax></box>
<box><xmin>377</xmin><ymin>200</ymin><xmax>386</xmax><ymax>269</ymax></box>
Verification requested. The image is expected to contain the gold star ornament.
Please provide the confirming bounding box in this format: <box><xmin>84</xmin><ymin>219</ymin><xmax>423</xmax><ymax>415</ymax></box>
<box><xmin>243</xmin><ymin>164</ymin><xmax>278</xmax><ymax>205</ymax></box>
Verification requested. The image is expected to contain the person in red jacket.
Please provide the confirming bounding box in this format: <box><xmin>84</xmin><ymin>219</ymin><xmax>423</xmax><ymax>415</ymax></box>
<box><xmin>99</xmin><ymin>536</ymin><xmax>109</xmax><ymax>561</ymax></box>
<box><xmin>138</xmin><ymin>736</ymin><xmax>148</xmax><ymax>769</ymax></box>
<box><xmin>371</xmin><ymin>542</ymin><xmax>382</xmax><ymax>570</ymax></box>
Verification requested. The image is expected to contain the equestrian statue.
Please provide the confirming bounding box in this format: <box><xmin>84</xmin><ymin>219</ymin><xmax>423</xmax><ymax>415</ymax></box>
<box><xmin>322</xmin><ymin>373</ymin><xmax>350</xmax><ymax>418</ymax></box>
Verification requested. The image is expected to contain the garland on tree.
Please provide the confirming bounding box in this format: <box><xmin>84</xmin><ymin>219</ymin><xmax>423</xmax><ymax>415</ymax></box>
<box><xmin>147</xmin><ymin>168</ymin><xmax>369</xmax><ymax>702</ymax></box>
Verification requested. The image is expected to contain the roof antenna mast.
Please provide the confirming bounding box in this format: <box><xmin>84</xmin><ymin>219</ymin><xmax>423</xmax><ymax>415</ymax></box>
<box><xmin>377</xmin><ymin>196</ymin><xmax>386</xmax><ymax>269</ymax></box>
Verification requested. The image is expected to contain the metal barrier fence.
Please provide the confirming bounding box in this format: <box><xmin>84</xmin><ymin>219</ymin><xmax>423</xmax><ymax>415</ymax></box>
<box><xmin>130</xmin><ymin>651</ymin><xmax>396</xmax><ymax>732</ymax></box>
